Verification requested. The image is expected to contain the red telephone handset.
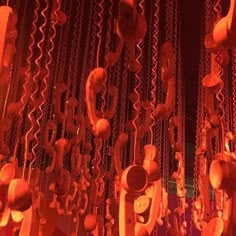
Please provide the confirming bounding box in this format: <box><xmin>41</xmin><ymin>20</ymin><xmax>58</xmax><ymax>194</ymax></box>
<box><xmin>107</xmin><ymin>0</ymin><xmax>147</xmax><ymax>72</ymax></box>
<box><xmin>116</xmin><ymin>0</ymin><xmax>147</xmax><ymax>43</ymax></box>
<box><xmin>0</xmin><ymin>6</ymin><xmax>17</xmax><ymax>85</ymax></box>
<box><xmin>213</xmin><ymin>0</ymin><xmax>236</xmax><ymax>48</ymax></box>
<box><xmin>86</xmin><ymin>68</ymin><xmax>111</xmax><ymax>139</ymax></box>
<box><xmin>155</xmin><ymin>42</ymin><xmax>176</xmax><ymax>120</ymax></box>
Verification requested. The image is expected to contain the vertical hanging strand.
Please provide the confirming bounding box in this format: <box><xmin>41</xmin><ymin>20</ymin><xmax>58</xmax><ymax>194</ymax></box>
<box><xmin>232</xmin><ymin>50</ymin><xmax>236</xmax><ymax>134</ymax></box>
<box><xmin>132</xmin><ymin>0</ymin><xmax>144</xmax><ymax>165</ymax></box>
<box><xmin>5</xmin><ymin>0</ymin><xmax>29</xmax><ymax>154</ymax></box>
<box><xmin>21</xmin><ymin>0</ymin><xmax>39</xmax><ymax>177</ymax></box>
<box><xmin>77</xmin><ymin>0</ymin><xmax>93</xmax><ymax>113</ymax></box>
<box><xmin>150</xmin><ymin>0</ymin><xmax>160</xmax><ymax>145</ymax></box>
<box><xmin>29</xmin><ymin>0</ymin><xmax>49</xmax><ymax>181</ymax></box>
<box><xmin>72</xmin><ymin>0</ymin><xmax>84</xmax><ymax>99</ymax></box>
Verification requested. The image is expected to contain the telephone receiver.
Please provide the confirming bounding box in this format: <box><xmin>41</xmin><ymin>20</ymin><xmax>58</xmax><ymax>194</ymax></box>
<box><xmin>154</xmin><ymin>77</ymin><xmax>176</xmax><ymax>120</ymax></box>
<box><xmin>66</xmin><ymin>96</ymin><xmax>78</xmax><ymax>134</ymax></box>
<box><xmin>209</xmin><ymin>159</ymin><xmax>236</xmax><ymax>192</ymax></box>
<box><xmin>213</xmin><ymin>0</ymin><xmax>236</xmax><ymax>48</ymax></box>
<box><xmin>114</xmin><ymin>0</ymin><xmax>147</xmax><ymax>72</ymax></box>
<box><xmin>137</xmin><ymin>100</ymin><xmax>151</xmax><ymax>139</ymax></box>
<box><xmin>172</xmin><ymin>152</ymin><xmax>186</xmax><ymax>198</ymax></box>
<box><xmin>54</xmin><ymin>82</ymin><xmax>66</xmax><ymax>124</ymax></box>
<box><xmin>0</xmin><ymin>6</ymin><xmax>17</xmax><ymax>85</ymax></box>
<box><xmin>86</xmin><ymin>67</ymin><xmax>110</xmax><ymax>139</ymax></box>
<box><xmin>84</xmin><ymin>213</ymin><xmax>104</xmax><ymax>236</ymax></box>
<box><xmin>202</xmin><ymin>217</ymin><xmax>224</xmax><ymax>236</ymax></box>
<box><xmin>0</xmin><ymin>118</ymin><xmax>12</xmax><ymax>156</ymax></box>
<box><xmin>160</xmin><ymin>41</ymin><xmax>176</xmax><ymax>82</ymax></box>
<box><xmin>119</xmin><ymin>145</ymin><xmax>161</xmax><ymax>236</ymax></box>
<box><xmin>116</xmin><ymin>0</ymin><xmax>147</xmax><ymax>43</ymax></box>
<box><xmin>6</xmin><ymin>67</ymin><xmax>32</xmax><ymax>118</ymax></box>
<box><xmin>46</xmin><ymin>137</ymin><xmax>70</xmax><ymax>174</ymax></box>
<box><xmin>168</xmin><ymin>116</ymin><xmax>182</xmax><ymax>152</ymax></box>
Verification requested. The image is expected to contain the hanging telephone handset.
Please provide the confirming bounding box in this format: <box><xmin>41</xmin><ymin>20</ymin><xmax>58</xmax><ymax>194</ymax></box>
<box><xmin>213</xmin><ymin>0</ymin><xmax>236</xmax><ymax>48</ymax></box>
<box><xmin>0</xmin><ymin>6</ymin><xmax>17</xmax><ymax>85</ymax></box>
<box><xmin>48</xmin><ymin>138</ymin><xmax>72</xmax><ymax>216</ymax></box>
<box><xmin>6</xmin><ymin>68</ymin><xmax>32</xmax><ymax>118</ymax></box>
<box><xmin>86</xmin><ymin>68</ymin><xmax>110</xmax><ymax>139</ymax></box>
<box><xmin>106</xmin><ymin>0</ymin><xmax>147</xmax><ymax>72</ymax></box>
<box><xmin>119</xmin><ymin>145</ymin><xmax>161</xmax><ymax>236</ymax></box>
<box><xmin>155</xmin><ymin>42</ymin><xmax>176</xmax><ymax>120</ymax></box>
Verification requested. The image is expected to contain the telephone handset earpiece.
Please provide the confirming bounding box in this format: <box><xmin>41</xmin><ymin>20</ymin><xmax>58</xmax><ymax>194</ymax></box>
<box><xmin>160</xmin><ymin>41</ymin><xmax>176</xmax><ymax>82</ymax></box>
<box><xmin>155</xmin><ymin>42</ymin><xmax>176</xmax><ymax>120</ymax></box>
<box><xmin>86</xmin><ymin>68</ymin><xmax>110</xmax><ymax>139</ymax></box>
<box><xmin>116</xmin><ymin>0</ymin><xmax>147</xmax><ymax>43</ymax></box>
<box><xmin>213</xmin><ymin>0</ymin><xmax>236</xmax><ymax>48</ymax></box>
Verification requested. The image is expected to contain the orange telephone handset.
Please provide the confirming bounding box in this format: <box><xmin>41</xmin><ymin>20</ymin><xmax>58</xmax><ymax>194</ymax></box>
<box><xmin>155</xmin><ymin>42</ymin><xmax>176</xmax><ymax>120</ymax></box>
<box><xmin>109</xmin><ymin>0</ymin><xmax>147</xmax><ymax>72</ymax></box>
<box><xmin>116</xmin><ymin>0</ymin><xmax>147</xmax><ymax>43</ymax></box>
<box><xmin>213</xmin><ymin>0</ymin><xmax>236</xmax><ymax>48</ymax></box>
<box><xmin>0</xmin><ymin>6</ymin><xmax>17</xmax><ymax>85</ymax></box>
<box><xmin>168</xmin><ymin>116</ymin><xmax>182</xmax><ymax>152</ymax></box>
<box><xmin>86</xmin><ymin>68</ymin><xmax>110</xmax><ymax>139</ymax></box>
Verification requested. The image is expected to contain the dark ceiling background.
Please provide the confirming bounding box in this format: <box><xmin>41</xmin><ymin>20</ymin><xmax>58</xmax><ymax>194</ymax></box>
<box><xmin>180</xmin><ymin>0</ymin><xmax>230</xmax><ymax>176</ymax></box>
